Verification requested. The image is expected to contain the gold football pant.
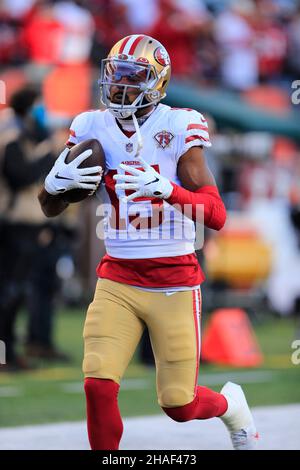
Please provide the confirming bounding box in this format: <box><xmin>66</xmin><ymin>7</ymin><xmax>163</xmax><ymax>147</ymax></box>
<box><xmin>83</xmin><ymin>279</ymin><xmax>201</xmax><ymax>408</ymax></box>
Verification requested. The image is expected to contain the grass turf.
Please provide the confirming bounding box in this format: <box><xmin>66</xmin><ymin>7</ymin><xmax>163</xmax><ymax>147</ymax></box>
<box><xmin>0</xmin><ymin>309</ymin><xmax>299</xmax><ymax>427</ymax></box>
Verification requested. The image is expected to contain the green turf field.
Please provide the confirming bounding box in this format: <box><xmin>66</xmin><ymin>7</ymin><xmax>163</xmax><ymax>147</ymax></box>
<box><xmin>0</xmin><ymin>309</ymin><xmax>299</xmax><ymax>427</ymax></box>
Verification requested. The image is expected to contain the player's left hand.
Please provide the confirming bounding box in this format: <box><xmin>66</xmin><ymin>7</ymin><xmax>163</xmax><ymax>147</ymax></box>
<box><xmin>113</xmin><ymin>156</ymin><xmax>173</xmax><ymax>202</ymax></box>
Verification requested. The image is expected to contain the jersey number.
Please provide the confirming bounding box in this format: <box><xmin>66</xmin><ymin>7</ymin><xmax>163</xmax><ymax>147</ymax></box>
<box><xmin>105</xmin><ymin>166</ymin><xmax>164</xmax><ymax>230</ymax></box>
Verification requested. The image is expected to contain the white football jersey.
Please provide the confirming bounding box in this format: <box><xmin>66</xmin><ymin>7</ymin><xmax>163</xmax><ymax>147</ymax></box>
<box><xmin>67</xmin><ymin>104</ymin><xmax>211</xmax><ymax>259</ymax></box>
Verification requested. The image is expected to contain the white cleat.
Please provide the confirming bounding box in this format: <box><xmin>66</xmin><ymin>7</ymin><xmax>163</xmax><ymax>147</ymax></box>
<box><xmin>219</xmin><ymin>382</ymin><xmax>259</xmax><ymax>450</ymax></box>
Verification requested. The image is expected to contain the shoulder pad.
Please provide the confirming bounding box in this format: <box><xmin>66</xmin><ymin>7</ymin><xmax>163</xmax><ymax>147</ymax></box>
<box><xmin>168</xmin><ymin>107</ymin><xmax>211</xmax><ymax>156</ymax></box>
<box><xmin>168</xmin><ymin>107</ymin><xmax>208</xmax><ymax>135</ymax></box>
<box><xmin>70</xmin><ymin>110</ymin><xmax>97</xmax><ymax>138</ymax></box>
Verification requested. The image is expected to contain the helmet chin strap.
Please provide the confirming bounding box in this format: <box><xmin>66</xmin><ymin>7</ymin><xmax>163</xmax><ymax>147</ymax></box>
<box><xmin>132</xmin><ymin>112</ymin><xmax>143</xmax><ymax>158</ymax></box>
<box><xmin>109</xmin><ymin>95</ymin><xmax>154</xmax><ymax>158</ymax></box>
<box><xmin>106</xmin><ymin>63</ymin><xmax>170</xmax><ymax>157</ymax></box>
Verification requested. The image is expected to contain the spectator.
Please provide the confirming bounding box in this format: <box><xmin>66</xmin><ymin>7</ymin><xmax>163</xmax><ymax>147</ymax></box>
<box><xmin>22</xmin><ymin>1</ymin><xmax>62</xmax><ymax>65</ymax></box>
<box><xmin>287</xmin><ymin>5</ymin><xmax>300</xmax><ymax>77</ymax></box>
<box><xmin>0</xmin><ymin>86</ymin><xmax>70</xmax><ymax>370</ymax></box>
<box><xmin>116</xmin><ymin>0</ymin><xmax>159</xmax><ymax>32</ymax></box>
<box><xmin>0</xmin><ymin>0</ymin><xmax>27</xmax><ymax>65</ymax></box>
<box><xmin>23</xmin><ymin>0</ymin><xmax>95</xmax><ymax>66</ymax></box>
<box><xmin>253</xmin><ymin>0</ymin><xmax>288</xmax><ymax>82</ymax></box>
<box><xmin>52</xmin><ymin>0</ymin><xmax>95</xmax><ymax>64</ymax></box>
<box><xmin>214</xmin><ymin>0</ymin><xmax>258</xmax><ymax>90</ymax></box>
<box><xmin>89</xmin><ymin>0</ymin><xmax>132</xmax><ymax>64</ymax></box>
<box><xmin>149</xmin><ymin>0</ymin><xmax>210</xmax><ymax>77</ymax></box>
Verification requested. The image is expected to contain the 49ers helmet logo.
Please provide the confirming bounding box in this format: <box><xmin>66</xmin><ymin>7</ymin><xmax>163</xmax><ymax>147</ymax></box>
<box><xmin>137</xmin><ymin>57</ymin><xmax>149</xmax><ymax>64</ymax></box>
<box><xmin>154</xmin><ymin>47</ymin><xmax>170</xmax><ymax>66</ymax></box>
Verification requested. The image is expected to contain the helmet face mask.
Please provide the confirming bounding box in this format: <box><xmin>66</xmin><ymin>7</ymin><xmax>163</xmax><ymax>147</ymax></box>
<box><xmin>100</xmin><ymin>58</ymin><xmax>157</xmax><ymax>118</ymax></box>
<box><xmin>99</xmin><ymin>35</ymin><xmax>171</xmax><ymax>119</ymax></box>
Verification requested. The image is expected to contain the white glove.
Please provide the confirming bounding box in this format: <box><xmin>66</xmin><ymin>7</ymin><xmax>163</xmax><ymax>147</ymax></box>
<box><xmin>45</xmin><ymin>148</ymin><xmax>103</xmax><ymax>195</ymax></box>
<box><xmin>113</xmin><ymin>156</ymin><xmax>173</xmax><ymax>202</ymax></box>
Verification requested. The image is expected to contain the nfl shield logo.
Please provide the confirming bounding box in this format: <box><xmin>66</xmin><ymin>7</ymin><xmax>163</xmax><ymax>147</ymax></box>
<box><xmin>126</xmin><ymin>143</ymin><xmax>133</xmax><ymax>153</ymax></box>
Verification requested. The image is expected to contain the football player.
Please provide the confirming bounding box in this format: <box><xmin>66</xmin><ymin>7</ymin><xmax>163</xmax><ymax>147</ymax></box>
<box><xmin>39</xmin><ymin>34</ymin><xmax>258</xmax><ymax>450</ymax></box>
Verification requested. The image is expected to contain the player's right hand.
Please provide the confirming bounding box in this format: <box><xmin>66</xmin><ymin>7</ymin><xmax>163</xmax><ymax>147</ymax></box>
<box><xmin>44</xmin><ymin>148</ymin><xmax>103</xmax><ymax>195</ymax></box>
<box><xmin>114</xmin><ymin>155</ymin><xmax>173</xmax><ymax>202</ymax></box>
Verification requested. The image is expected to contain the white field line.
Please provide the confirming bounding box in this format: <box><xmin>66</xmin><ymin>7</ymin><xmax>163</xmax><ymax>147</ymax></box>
<box><xmin>61</xmin><ymin>371</ymin><xmax>277</xmax><ymax>394</ymax></box>
<box><xmin>0</xmin><ymin>371</ymin><xmax>278</xmax><ymax>398</ymax></box>
<box><xmin>200</xmin><ymin>370</ymin><xmax>277</xmax><ymax>385</ymax></box>
<box><xmin>0</xmin><ymin>386</ymin><xmax>22</xmax><ymax>397</ymax></box>
<box><xmin>61</xmin><ymin>378</ymin><xmax>151</xmax><ymax>394</ymax></box>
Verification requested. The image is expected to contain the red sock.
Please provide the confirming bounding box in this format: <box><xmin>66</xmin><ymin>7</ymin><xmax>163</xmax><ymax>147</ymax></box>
<box><xmin>162</xmin><ymin>386</ymin><xmax>228</xmax><ymax>422</ymax></box>
<box><xmin>84</xmin><ymin>378</ymin><xmax>123</xmax><ymax>450</ymax></box>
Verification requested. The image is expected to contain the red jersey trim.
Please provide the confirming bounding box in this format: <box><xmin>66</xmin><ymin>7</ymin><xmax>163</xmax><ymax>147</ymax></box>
<box><xmin>97</xmin><ymin>253</ymin><xmax>205</xmax><ymax>288</ymax></box>
<box><xmin>193</xmin><ymin>289</ymin><xmax>200</xmax><ymax>395</ymax></box>
<box><xmin>187</xmin><ymin>124</ymin><xmax>208</xmax><ymax>131</ymax></box>
<box><xmin>185</xmin><ymin>135</ymin><xmax>210</xmax><ymax>144</ymax></box>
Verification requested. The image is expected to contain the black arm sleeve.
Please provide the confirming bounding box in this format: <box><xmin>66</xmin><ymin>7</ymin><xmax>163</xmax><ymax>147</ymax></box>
<box><xmin>3</xmin><ymin>141</ymin><xmax>54</xmax><ymax>190</ymax></box>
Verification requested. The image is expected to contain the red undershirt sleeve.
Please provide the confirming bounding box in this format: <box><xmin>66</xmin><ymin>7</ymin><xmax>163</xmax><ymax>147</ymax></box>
<box><xmin>165</xmin><ymin>183</ymin><xmax>226</xmax><ymax>231</ymax></box>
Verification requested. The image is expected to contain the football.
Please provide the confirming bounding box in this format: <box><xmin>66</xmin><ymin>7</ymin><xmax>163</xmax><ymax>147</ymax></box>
<box><xmin>62</xmin><ymin>139</ymin><xmax>105</xmax><ymax>203</ymax></box>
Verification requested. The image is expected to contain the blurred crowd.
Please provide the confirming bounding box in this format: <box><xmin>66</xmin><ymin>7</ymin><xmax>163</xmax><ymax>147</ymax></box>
<box><xmin>0</xmin><ymin>0</ymin><xmax>300</xmax><ymax>370</ymax></box>
<box><xmin>0</xmin><ymin>0</ymin><xmax>300</xmax><ymax>86</ymax></box>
